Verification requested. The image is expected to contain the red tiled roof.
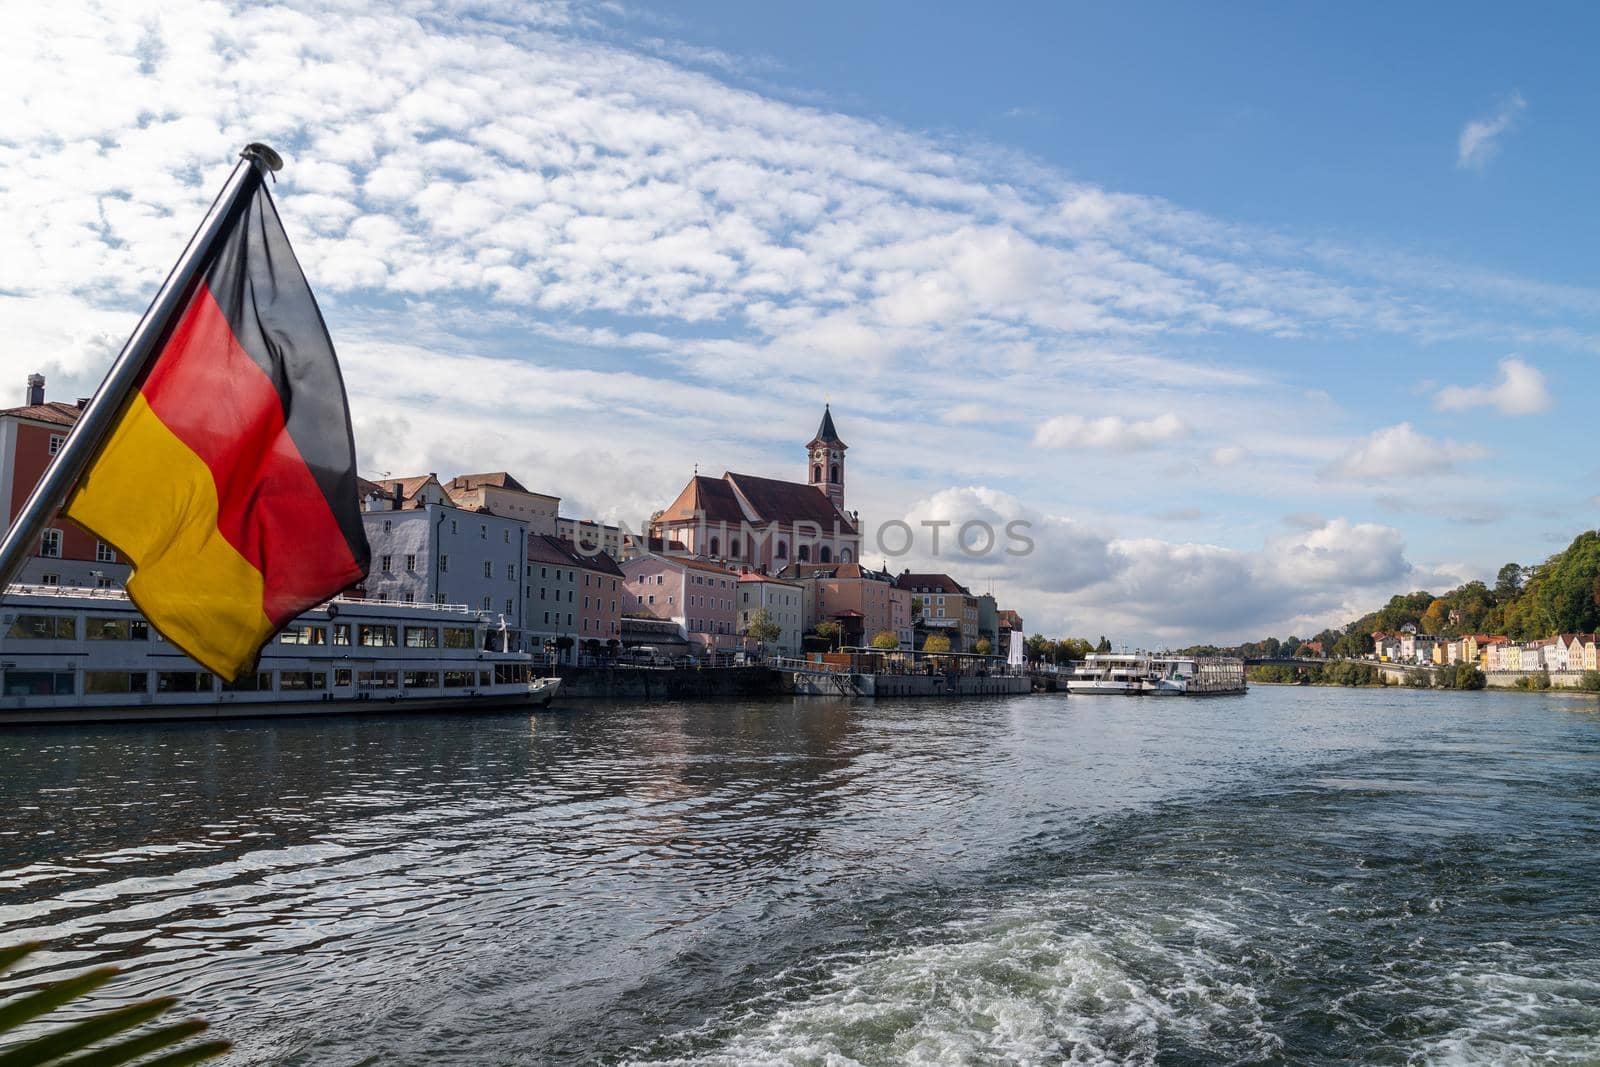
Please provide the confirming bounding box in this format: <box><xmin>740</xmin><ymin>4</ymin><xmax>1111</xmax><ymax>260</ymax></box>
<box><xmin>656</xmin><ymin>471</ymin><xmax>857</xmax><ymax>534</ymax></box>
<box><xmin>725</xmin><ymin>471</ymin><xmax>857</xmax><ymax>533</ymax></box>
<box><xmin>0</xmin><ymin>401</ymin><xmax>81</xmax><ymax>427</ymax></box>
<box><xmin>894</xmin><ymin>572</ymin><xmax>971</xmax><ymax>595</ymax></box>
<box><xmin>374</xmin><ymin>474</ymin><xmax>440</xmax><ymax>506</ymax></box>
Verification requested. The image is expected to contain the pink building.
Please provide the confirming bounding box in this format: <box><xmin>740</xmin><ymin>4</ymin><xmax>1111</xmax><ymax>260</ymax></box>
<box><xmin>779</xmin><ymin>562</ymin><xmax>911</xmax><ymax>648</ymax></box>
<box><xmin>622</xmin><ymin>552</ymin><xmax>746</xmax><ymax>656</ymax></box>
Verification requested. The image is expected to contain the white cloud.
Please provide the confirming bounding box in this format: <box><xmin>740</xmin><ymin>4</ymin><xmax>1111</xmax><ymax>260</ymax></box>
<box><xmin>1323</xmin><ymin>423</ymin><xmax>1490</xmax><ymax>481</ymax></box>
<box><xmin>1457</xmin><ymin>92</ymin><xmax>1526</xmax><ymax>170</ymax></box>
<box><xmin>1434</xmin><ymin>356</ymin><xmax>1552</xmax><ymax>415</ymax></box>
<box><xmin>1209</xmin><ymin>444</ymin><xmax>1247</xmax><ymax>467</ymax></box>
<box><xmin>1032</xmin><ymin>413</ymin><xmax>1190</xmax><ymax>451</ymax></box>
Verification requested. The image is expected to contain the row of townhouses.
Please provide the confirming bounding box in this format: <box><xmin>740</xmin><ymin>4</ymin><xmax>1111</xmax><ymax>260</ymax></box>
<box><xmin>1372</xmin><ymin>625</ymin><xmax>1600</xmax><ymax>673</ymax></box>
<box><xmin>0</xmin><ymin>376</ymin><xmax>1022</xmax><ymax>663</ymax></box>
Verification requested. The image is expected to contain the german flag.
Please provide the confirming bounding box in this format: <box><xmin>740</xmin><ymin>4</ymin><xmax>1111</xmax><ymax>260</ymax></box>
<box><xmin>64</xmin><ymin>166</ymin><xmax>369</xmax><ymax>680</ymax></box>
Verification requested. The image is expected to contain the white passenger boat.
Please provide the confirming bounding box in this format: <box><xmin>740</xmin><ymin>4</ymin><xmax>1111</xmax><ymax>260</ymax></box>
<box><xmin>1064</xmin><ymin>653</ymin><xmax>1246</xmax><ymax>696</ymax></box>
<box><xmin>0</xmin><ymin>584</ymin><xmax>560</xmax><ymax>725</ymax></box>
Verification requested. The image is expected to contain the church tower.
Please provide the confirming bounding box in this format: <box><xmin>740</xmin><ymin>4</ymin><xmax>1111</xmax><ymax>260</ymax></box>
<box><xmin>807</xmin><ymin>404</ymin><xmax>847</xmax><ymax>512</ymax></box>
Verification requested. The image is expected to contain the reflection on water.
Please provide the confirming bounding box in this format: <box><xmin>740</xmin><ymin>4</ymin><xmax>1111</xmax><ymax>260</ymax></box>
<box><xmin>3</xmin><ymin>689</ymin><xmax>1600</xmax><ymax>1064</ymax></box>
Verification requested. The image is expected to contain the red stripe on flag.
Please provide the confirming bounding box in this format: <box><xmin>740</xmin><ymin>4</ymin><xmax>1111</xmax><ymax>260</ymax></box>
<box><xmin>139</xmin><ymin>282</ymin><xmax>364</xmax><ymax>624</ymax></box>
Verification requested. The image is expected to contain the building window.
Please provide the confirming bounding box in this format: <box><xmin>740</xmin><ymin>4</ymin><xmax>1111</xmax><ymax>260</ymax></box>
<box><xmin>405</xmin><ymin>553</ymin><xmax>416</xmax><ymax>571</ymax></box>
<box><xmin>480</xmin><ymin>525</ymin><xmax>487</xmax><ymax>539</ymax></box>
<box><xmin>482</xmin><ymin>596</ymin><xmax>492</xmax><ymax>610</ymax></box>
<box><xmin>506</xmin><ymin>563</ymin><xmax>515</xmax><ymax>581</ymax></box>
<box><xmin>505</xmin><ymin>598</ymin><xmax>513</xmax><ymax>614</ymax></box>
<box><xmin>451</xmin><ymin>519</ymin><xmax>458</xmax><ymax>534</ymax></box>
<box><xmin>440</xmin><ymin>554</ymin><xmax>449</xmax><ymax>573</ymax></box>
<box><xmin>820</xmin><ymin>546</ymin><xmax>832</xmax><ymax>563</ymax></box>
<box><xmin>503</xmin><ymin>529</ymin><xmax>510</xmax><ymax>543</ymax></box>
<box><xmin>39</xmin><ymin>529</ymin><xmax>61</xmax><ymax>558</ymax></box>
<box><xmin>381</xmin><ymin>555</ymin><xmax>392</xmax><ymax>573</ymax></box>
<box><xmin>383</xmin><ymin>519</ymin><xmax>392</xmax><ymax>533</ymax></box>
<box><xmin>830</xmin><ymin>464</ymin><xmax>838</xmax><ymax>483</ymax></box>
<box><xmin>95</xmin><ymin>541</ymin><xmax>116</xmax><ymax>563</ymax></box>
<box><xmin>709</xmin><ymin>537</ymin><xmax>720</xmax><ymax>555</ymax></box>
<box><xmin>48</xmin><ymin>433</ymin><xmax>65</xmax><ymax>456</ymax></box>
<box><xmin>777</xmin><ymin>541</ymin><xmax>788</xmax><ymax>558</ymax></box>
<box><xmin>483</xmin><ymin>561</ymin><xmax>492</xmax><ymax>579</ymax></box>
<box><xmin>798</xmin><ymin>545</ymin><xmax>810</xmax><ymax>562</ymax></box>
<box><xmin>731</xmin><ymin>539</ymin><xmax>741</xmax><ymax>557</ymax></box>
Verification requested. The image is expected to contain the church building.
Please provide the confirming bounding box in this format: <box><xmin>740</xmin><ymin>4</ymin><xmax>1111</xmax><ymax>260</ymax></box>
<box><xmin>650</xmin><ymin>406</ymin><xmax>863</xmax><ymax>570</ymax></box>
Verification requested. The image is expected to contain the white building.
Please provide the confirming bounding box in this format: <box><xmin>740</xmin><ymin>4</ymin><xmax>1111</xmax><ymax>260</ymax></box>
<box><xmin>737</xmin><ymin>572</ymin><xmax>805</xmax><ymax>657</ymax></box>
<box><xmin>359</xmin><ymin>477</ymin><xmax>527</xmax><ymax>632</ymax></box>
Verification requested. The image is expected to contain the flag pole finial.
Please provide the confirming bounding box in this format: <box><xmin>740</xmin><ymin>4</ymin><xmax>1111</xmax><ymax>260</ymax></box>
<box><xmin>241</xmin><ymin>143</ymin><xmax>283</xmax><ymax>173</ymax></box>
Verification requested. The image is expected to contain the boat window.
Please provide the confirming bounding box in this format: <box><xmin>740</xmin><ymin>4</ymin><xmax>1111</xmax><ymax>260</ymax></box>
<box><xmin>279</xmin><ymin>625</ymin><xmax>327</xmax><ymax>645</ymax></box>
<box><xmin>442</xmin><ymin>670</ymin><xmax>475</xmax><ymax>688</ymax></box>
<box><xmin>333</xmin><ymin>624</ymin><xmax>351</xmax><ymax>646</ymax></box>
<box><xmin>356</xmin><ymin>671</ymin><xmax>399</xmax><ymax>689</ymax></box>
<box><xmin>404</xmin><ymin>626</ymin><xmax>440</xmax><ymax>648</ymax></box>
<box><xmin>86</xmin><ymin>617</ymin><xmax>149</xmax><ymax>641</ymax></box>
<box><xmin>157</xmin><ymin>671</ymin><xmax>214</xmax><ymax>693</ymax></box>
<box><xmin>6</xmin><ymin>614</ymin><xmax>75</xmax><ymax>640</ymax></box>
<box><xmin>4</xmin><ymin>670</ymin><xmax>76</xmax><ymax>695</ymax></box>
<box><xmin>404</xmin><ymin>671</ymin><xmax>440</xmax><ymax>688</ymax></box>
<box><xmin>334</xmin><ymin>669</ymin><xmax>353</xmax><ymax>687</ymax></box>
<box><xmin>84</xmin><ymin>671</ymin><xmax>150</xmax><ymax>695</ymax></box>
<box><xmin>442</xmin><ymin>627</ymin><xmax>475</xmax><ymax>649</ymax></box>
<box><xmin>278</xmin><ymin>671</ymin><xmax>327</xmax><ymax>690</ymax></box>
<box><xmin>479</xmin><ymin>671</ymin><xmax>492</xmax><ymax>687</ymax></box>
<box><xmin>358</xmin><ymin>624</ymin><xmax>398</xmax><ymax>647</ymax></box>
<box><xmin>494</xmin><ymin>664</ymin><xmax>528</xmax><ymax>684</ymax></box>
<box><xmin>222</xmin><ymin>672</ymin><xmax>273</xmax><ymax>693</ymax></box>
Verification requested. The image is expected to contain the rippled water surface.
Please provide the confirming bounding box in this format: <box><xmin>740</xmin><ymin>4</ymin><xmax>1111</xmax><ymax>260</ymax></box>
<box><xmin>4</xmin><ymin>688</ymin><xmax>1600</xmax><ymax>1064</ymax></box>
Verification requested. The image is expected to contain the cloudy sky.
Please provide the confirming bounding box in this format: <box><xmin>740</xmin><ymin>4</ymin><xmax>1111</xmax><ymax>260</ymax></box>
<box><xmin>4</xmin><ymin>0</ymin><xmax>1598</xmax><ymax>645</ymax></box>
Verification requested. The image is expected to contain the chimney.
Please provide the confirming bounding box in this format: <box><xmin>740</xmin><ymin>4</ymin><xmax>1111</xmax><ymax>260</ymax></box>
<box><xmin>25</xmin><ymin>374</ymin><xmax>44</xmax><ymax>406</ymax></box>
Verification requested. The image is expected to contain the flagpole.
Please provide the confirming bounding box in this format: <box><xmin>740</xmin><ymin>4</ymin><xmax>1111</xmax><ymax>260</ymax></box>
<box><xmin>0</xmin><ymin>144</ymin><xmax>284</xmax><ymax>594</ymax></box>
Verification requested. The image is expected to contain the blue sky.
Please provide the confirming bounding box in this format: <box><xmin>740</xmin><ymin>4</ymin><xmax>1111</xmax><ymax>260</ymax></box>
<box><xmin>3</xmin><ymin>0</ymin><xmax>1597</xmax><ymax>644</ymax></box>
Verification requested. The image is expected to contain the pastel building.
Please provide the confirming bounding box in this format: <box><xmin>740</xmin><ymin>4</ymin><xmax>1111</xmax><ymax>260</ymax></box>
<box><xmin>525</xmin><ymin>534</ymin><xmax>624</xmax><ymax>661</ymax></box>
<box><xmin>737</xmin><ymin>572</ymin><xmax>805</xmax><ymax>656</ymax></box>
<box><xmin>780</xmin><ymin>562</ymin><xmax>911</xmax><ymax>648</ymax></box>
<box><xmin>358</xmin><ymin>475</ymin><xmax>527</xmax><ymax>631</ymax></box>
<box><xmin>651</xmin><ymin>407</ymin><xmax>863</xmax><ymax>570</ymax></box>
<box><xmin>897</xmin><ymin>572</ymin><xmax>980</xmax><ymax>651</ymax></box>
<box><xmin>557</xmin><ymin>517</ymin><xmax>626</xmax><ymax>561</ymax></box>
<box><xmin>445</xmin><ymin>472</ymin><xmax>559</xmax><ymax>536</ymax></box>
<box><xmin>0</xmin><ymin>375</ymin><xmax>130</xmax><ymax>588</ymax></box>
<box><xmin>622</xmin><ymin>552</ymin><xmax>745</xmax><ymax>656</ymax></box>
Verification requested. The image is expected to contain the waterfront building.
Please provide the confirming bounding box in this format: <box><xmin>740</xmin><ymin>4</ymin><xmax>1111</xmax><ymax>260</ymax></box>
<box><xmin>779</xmin><ymin>562</ymin><xmax>910</xmax><ymax>649</ymax></box>
<box><xmin>736</xmin><ymin>572</ymin><xmax>805</xmax><ymax>657</ymax></box>
<box><xmin>976</xmin><ymin>594</ymin><xmax>999</xmax><ymax>652</ymax></box>
<box><xmin>896</xmin><ymin>572</ymin><xmax>980</xmax><ymax>652</ymax></box>
<box><xmin>650</xmin><ymin>407</ymin><xmax>863</xmax><ymax>570</ymax></box>
<box><xmin>998</xmin><ymin>609</ymin><xmax>1024</xmax><ymax>656</ymax></box>
<box><xmin>445</xmin><ymin>472</ymin><xmax>559</xmax><ymax>536</ymax></box>
<box><xmin>622</xmin><ymin>552</ymin><xmax>745</xmax><ymax>657</ymax></box>
<box><xmin>0</xmin><ymin>375</ymin><xmax>130</xmax><ymax>589</ymax></box>
<box><xmin>359</xmin><ymin>483</ymin><xmax>527</xmax><ymax>632</ymax></box>
<box><xmin>524</xmin><ymin>534</ymin><xmax>623</xmax><ymax>662</ymax></box>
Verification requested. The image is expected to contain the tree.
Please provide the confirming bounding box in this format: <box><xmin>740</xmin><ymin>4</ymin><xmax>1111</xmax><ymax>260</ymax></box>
<box><xmin>870</xmin><ymin>630</ymin><xmax>900</xmax><ymax>650</ymax></box>
<box><xmin>1096</xmin><ymin>635</ymin><xmax>1112</xmax><ymax>653</ymax></box>
<box><xmin>1025</xmin><ymin>633</ymin><xmax>1050</xmax><ymax>662</ymax></box>
<box><xmin>815</xmin><ymin>620</ymin><xmax>843</xmax><ymax>649</ymax></box>
<box><xmin>923</xmin><ymin>632</ymin><xmax>952</xmax><ymax>654</ymax></box>
<box><xmin>1420</xmin><ymin>598</ymin><xmax>1450</xmax><ymax>636</ymax></box>
<box><xmin>973</xmin><ymin>637</ymin><xmax>993</xmax><ymax>656</ymax></box>
<box><xmin>743</xmin><ymin>608</ymin><xmax>782</xmax><ymax>646</ymax></box>
<box><xmin>1058</xmin><ymin>637</ymin><xmax>1094</xmax><ymax>662</ymax></box>
<box><xmin>1495</xmin><ymin>562</ymin><xmax>1525</xmax><ymax>602</ymax></box>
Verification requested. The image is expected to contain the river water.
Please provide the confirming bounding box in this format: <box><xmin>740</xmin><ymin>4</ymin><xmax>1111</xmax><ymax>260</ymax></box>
<box><xmin>3</xmin><ymin>687</ymin><xmax>1599</xmax><ymax>1065</ymax></box>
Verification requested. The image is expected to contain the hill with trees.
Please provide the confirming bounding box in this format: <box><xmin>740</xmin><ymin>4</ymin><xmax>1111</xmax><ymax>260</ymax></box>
<box><xmin>1209</xmin><ymin>529</ymin><xmax>1600</xmax><ymax>659</ymax></box>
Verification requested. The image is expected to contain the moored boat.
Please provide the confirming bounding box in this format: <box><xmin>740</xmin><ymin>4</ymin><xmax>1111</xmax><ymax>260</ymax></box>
<box><xmin>1064</xmin><ymin>652</ymin><xmax>1246</xmax><ymax>696</ymax></box>
<box><xmin>0</xmin><ymin>584</ymin><xmax>558</xmax><ymax>725</ymax></box>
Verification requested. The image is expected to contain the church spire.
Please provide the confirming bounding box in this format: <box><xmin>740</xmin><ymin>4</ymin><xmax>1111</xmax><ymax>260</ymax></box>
<box><xmin>808</xmin><ymin>403</ymin><xmax>846</xmax><ymax>450</ymax></box>
<box><xmin>806</xmin><ymin>405</ymin><xmax>846</xmax><ymax>512</ymax></box>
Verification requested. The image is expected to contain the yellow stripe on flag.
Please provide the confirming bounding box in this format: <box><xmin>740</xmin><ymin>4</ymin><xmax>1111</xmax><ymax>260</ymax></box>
<box><xmin>65</xmin><ymin>393</ymin><xmax>276</xmax><ymax>680</ymax></box>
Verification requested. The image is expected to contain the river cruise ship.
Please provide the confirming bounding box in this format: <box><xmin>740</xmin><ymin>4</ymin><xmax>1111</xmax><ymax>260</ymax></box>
<box><xmin>0</xmin><ymin>584</ymin><xmax>558</xmax><ymax>725</ymax></box>
<box><xmin>1064</xmin><ymin>652</ymin><xmax>1246</xmax><ymax>696</ymax></box>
